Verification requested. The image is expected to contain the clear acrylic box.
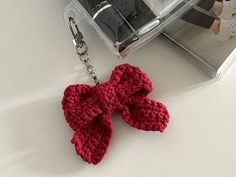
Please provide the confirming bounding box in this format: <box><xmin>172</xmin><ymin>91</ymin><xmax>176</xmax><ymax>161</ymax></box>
<box><xmin>64</xmin><ymin>0</ymin><xmax>201</xmax><ymax>58</ymax></box>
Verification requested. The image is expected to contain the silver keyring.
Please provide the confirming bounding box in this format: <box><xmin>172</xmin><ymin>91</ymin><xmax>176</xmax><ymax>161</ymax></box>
<box><xmin>68</xmin><ymin>17</ymin><xmax>100</xmax><ymax>85</ymax></box>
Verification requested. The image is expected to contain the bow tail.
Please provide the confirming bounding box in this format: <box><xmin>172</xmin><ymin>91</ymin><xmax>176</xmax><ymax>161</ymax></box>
<box><xmin>71</xmin><ymin>115</ymin><xmax>113</xmax><ymax>164</ymax></box>
<box><xmin>121</xmin><ymin>98</ymin><xmax>170</xmax><ymax>132</ymax></box>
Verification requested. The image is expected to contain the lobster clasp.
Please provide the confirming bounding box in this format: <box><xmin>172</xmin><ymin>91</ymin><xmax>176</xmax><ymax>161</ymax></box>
<box><xmin>68</xmin><ymin>17</ymin><xmax>88</xmax><ymax>55</ymax></box>
<box><xmin>68</xmin><ymin>17</ymin><xmax>84</xmax><ymax>47</ymax></box>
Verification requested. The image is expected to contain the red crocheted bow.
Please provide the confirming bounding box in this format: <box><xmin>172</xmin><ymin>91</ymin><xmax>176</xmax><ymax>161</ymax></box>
<box><xmin>62</xmin><ymin>64</ymin><xmax>170</xmax><ymax>164</ymax></box>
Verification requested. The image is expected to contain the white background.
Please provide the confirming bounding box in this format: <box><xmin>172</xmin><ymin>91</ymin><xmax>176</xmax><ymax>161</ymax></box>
<box><xmin>0</xmin><ymin>1</ymin><xmax>235</xmax><ymax>177</ymax></box>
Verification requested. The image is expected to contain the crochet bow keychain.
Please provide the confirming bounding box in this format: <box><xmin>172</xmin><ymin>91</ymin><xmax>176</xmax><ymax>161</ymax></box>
<box><xmin>62</xmin><ymin>17</ymin><xmax>170</xmax><ymax>164</ymax></box>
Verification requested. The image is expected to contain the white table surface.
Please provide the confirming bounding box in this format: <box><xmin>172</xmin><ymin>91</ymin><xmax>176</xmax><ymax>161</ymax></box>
<box><xmin>0</xmin><ymin>1</ymin><xmax>235</xmax><ymax>177</ymax></box>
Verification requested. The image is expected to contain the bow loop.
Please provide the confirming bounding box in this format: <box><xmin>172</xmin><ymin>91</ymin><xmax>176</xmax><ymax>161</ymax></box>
<box><xmin>110</xmin><ymin>64</ymin><xmax>153</xmax><ymax>104</ymax></box>
<box><xmin>62</xmin><ymin>84</ymin><xmax>103</xmax><ymax>130</ymax></box>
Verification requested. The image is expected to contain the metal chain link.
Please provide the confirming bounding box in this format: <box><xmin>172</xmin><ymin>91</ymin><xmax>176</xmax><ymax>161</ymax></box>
<box><xmin>68</xmin><ymin>17</ymin><xmax>100</xmax><ymax>85</ymax></box>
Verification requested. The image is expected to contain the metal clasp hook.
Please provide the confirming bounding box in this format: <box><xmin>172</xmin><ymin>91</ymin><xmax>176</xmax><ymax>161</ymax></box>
<box><xmin>68</xmin><ymin>17</ymin><xmax>88</xmax><ymax>55</ymax></box>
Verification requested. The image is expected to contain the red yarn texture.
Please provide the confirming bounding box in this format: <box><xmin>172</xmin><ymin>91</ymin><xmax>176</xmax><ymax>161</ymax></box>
<box><xmin>62</xmin><ymin>64</ymin><xmax>170</xmax><ymax>164</ymax></box>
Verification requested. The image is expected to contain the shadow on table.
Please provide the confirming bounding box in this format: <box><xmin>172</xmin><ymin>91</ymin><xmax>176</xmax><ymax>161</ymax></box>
<box><xmin>3</xmin><ymin>97</ymin><xmax>88</xmax><ymax>175</ymax></box>
<box><xmin>3</xmin><ymin>95</ymin><xmax>138</xmax><ymax>175</ymax></box>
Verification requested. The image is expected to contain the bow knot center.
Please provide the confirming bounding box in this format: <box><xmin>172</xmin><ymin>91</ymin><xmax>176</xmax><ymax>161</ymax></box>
<box><xmin>93</xmin><ymin>82</ymin><xmax>121</xmax><ymax>113</ymax></box>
